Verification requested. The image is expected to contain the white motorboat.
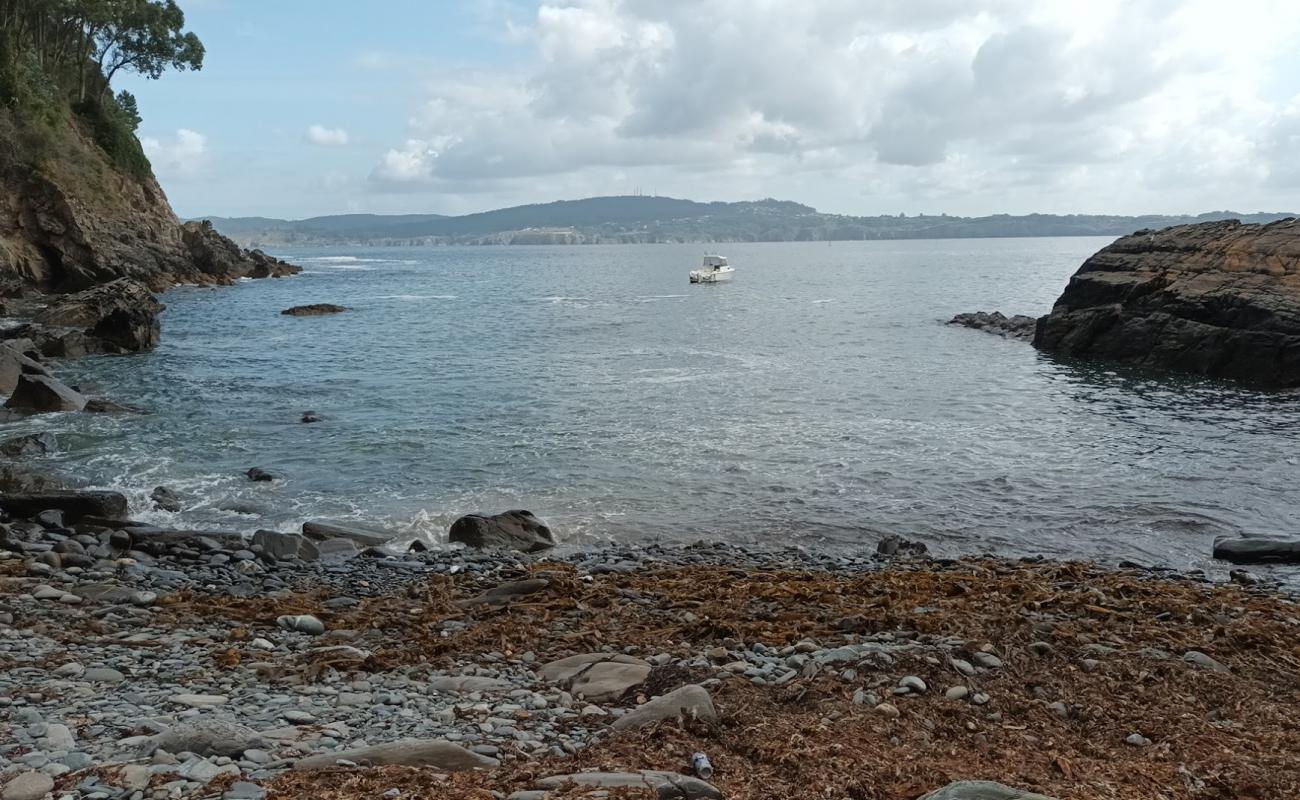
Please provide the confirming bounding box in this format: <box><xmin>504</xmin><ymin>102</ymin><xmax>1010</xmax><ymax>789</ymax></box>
<box><xmin>689</xmin><ymin>254</ymin><xmax>735</xmax><ymax>283</ymax></box>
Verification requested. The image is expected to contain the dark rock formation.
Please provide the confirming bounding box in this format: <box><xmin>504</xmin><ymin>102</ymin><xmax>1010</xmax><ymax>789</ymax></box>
<box><xmin>151</xmin><ymin>486</ymin><xmax>183</xmax><ymax>512</ymax></box>
<box><xmin>34</xmin><ymin>278</ymin><xmax>163</xmax><ymax>353</ymax></box>
<box><xmin>281</xmin><ymin>304</ymin><xmax>348</xmax><ymax>317</ymax></box>
<box><xmin>1033</xmin><ymin>219</ymin><xmax>1300</xmax><ymax>386</ymax></box>
<box><xmin>302</xmin><ymin>520</ymin><xmax>395</xmax><ymax>548</ymax></box>
<box><xmin>948</xmin><ymin>311</ymin><xmax>1037</xmax><ymax>341</ymax></box>
<box><xmin>449</xmin><ymin>510</ymin><xmax>556</xmax><ymax>552</ymax></box>
<box><xmin>246</xmin><ymin>467</ymin><xmax>274</xmax><ymax>482</ymax></box>
<box><xmin>0</xmin><ymin>342</ymin><xmax>48</xmax><ymax>393</ymax></box>
<box><xmin>0</xmin><ymin>432</ymin><xmax>56</xmax><ymax>457</ymax></box>
<box><xmin>1213</xmin><ymin>535</ymin><xmax>1300</xmax><ymax>564</ymax></box>
<box><xmin>0</xmin><ymin>490</ymin><xmax>129</xmax><ymax>524</ymax></box>
<box><xmin>3</xmin><ymin>373</ymin><xmax>86</xmax><ymax>412</ymax></box>
<box><xmin>877</xmin><ymin>535</ymin><xmax>928</xmax><ymax>557</ymax></box>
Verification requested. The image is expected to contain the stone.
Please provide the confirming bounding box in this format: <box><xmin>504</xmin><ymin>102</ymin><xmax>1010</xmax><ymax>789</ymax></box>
<box><xmin>875</xmin><ymin>703</ymin><xmax>900</xmax><ymax>718</ymax></box>
<box><xmin>0</xmin><ymin>432</ymin><xmax>56</xmax><ymax>457</ymax></box>
<box><xmin>277</xmin><ymin>615</ymin><xmax>326</xmax><ymax>635</ymax></box>
<box><xmin>1126</xmin><ymin>733</ymin><xmax>1152</xmax><ymax>747</ymax></box>
<box><xmin>252</xmin><ymin>530</ymin><xmax>320</xmax><ymax>561</ymax></box>
<box><xmin>2</xmin><ymin>771</ymin><xmax>55</xmax><ymax>800</ymax></box>
<box><xmin>876</xmin><ymin>535</ymin><xmax>927</xmax><ymax>557</ymax></box>
<box><xmin>170</xmin><ymin>694</ymin><xmax>229</xmax><ymax>708</ymax></box>
<box><xmin>34</xmin><ymin>278</ymin><xmax>163</xmax><ymax>353</ymax></box>
<box><xmin>154</xmin><ymin>719</ymin><xmax>267</xmax><ymax>757</ymax></box>
<box><xmin>539</xmin><ymin>653</ymin><xmax>651</xmax><ymax>684</ymax></box>
<box><xmin>898</xmin><ymin>675</ymin><xmax>927</xmax><ymax>693</ymax></box>
<box><xmin>1213</xmin><ymin>535</ymin><xmax>1300</xmax><ymax>564</ymax></box>
<box><xmin>948</xmin><ymin>311</ymin><xmax>1038</xmax><ymax>341</ymax></box>
<box><xmin>918</xmin><ymin>781</ymin><xmax>1057</xmax><ymax>799</ymax></box>
<box><xmin>945</xmin><ymin>686</ymin><xmax>970</xmax><ymax>701</ymax></box>
<box><xmin>535</xmin><ymin>771</ymin><xmax>722</xmax><ymax>800</ymax></box>
<box><xmin>302</xmin><ymin>520</ymin><xmax>395</xmax><ymax>547</ymax></box>
<box><xmin>611</xmin><ymin>684</ymin><xmax>718</xmax><ymax>731</ymax></box>
<box><xmin>1183</xmin><ymin>651</ymin><xmax>1230</xmax><ymax>672</ymax></box>
<box><xmin>458</xmin><ymin>578</ymin><xmax>551</xmax><ymax>606</ymax></box>
<box><xmin>0</xmin><ymin>343</ymin><xmax>49</xmax><ymax>394</ymax></box>
<box><xmin>83</xmin><ymin>667</ymin><xmax>126</xmax><ymax>683</ymax></box>
<box><xmin>0</xmin><ymin>491</ymin><xmax>128</xmax><ymax>524</ymax></box>
<box><xmin>428</xmin><ymin>676</ymin><xmax>514</xmax><ymax>694</ymax></box>
<box><xmin>3</xmin><ymin>374</ymin><xmax>86</xmax><ymax>413</ymax></box>
<box><xmin>571</xmin><ymin>661</ymin><xmax>652</xmax><ymax>701</ymax></box>
<box><xmin>151</xmin><ymin>486</ymin><xmax>183</xmax><ymax>512</ymax></box>
<box><xmin>246</xmin><ymin>467</ymin><xmax>275</xmax><ymax>482</ymax></box>
<box><xmin>293</xmin><ymin>739</ymin><xmax>498</xmax><ymax>770</ymax></box>
<box><xmin>224</xmin><ymin>782</ymin><xmax>267</xmax><ymax>800</ymax></box>
<box><xmin>1033</xmin><ymin>219</ymin><xmax>1300</xmax><ymax>386</ymax></box>
<box><xmin>119</xmin><ymin>765</ymin><xmax>151</xmax><ymax>791</ymax></box>
<box><xmin>281</xmin><ymin>304</ymin><xmax>349</xmax><ymax>316</ymax></box>
<box><xmin>448</xmin><ymin>510</ymin><xmax>556</xmax><ymax>552</ymax></box>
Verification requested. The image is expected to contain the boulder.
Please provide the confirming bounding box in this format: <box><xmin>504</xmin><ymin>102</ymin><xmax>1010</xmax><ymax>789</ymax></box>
<box><xmin>3</xmin><ymin>373</ymin><xmax>86</xmax><ymax>412</ymax></box>
<box><xmin>0</xmin><ymin>343</ymin><xmax>48</xmax><ymax>394</ymax></box>
<box><xmin>534</xmin><ymin>771</ymin><xmax>721</xmax><ymax>800</ymax></box>
<box><xmin>449</xmin><ymin>510</ymin><xmax>556</xmax><ymax>552</ymax></box>
<box><xmin>948</xmin><ymin>311</ymin><xmax>1038</xmax><ymax>340</ymax></box>
<box><xmin>1033</xmin><ymin>219</ymin><xmax>1300</xmax><ymax>386</ymax></box>
<box><xmin>1</xmin><ymin>771</ymin><xmax>55</xmax><ymax>800</ymax></box>
<box><xmin>0</xmin><ymin>490</ymin><xmax>128</xmax><ymax>523</ymax></box>
<box><xmin>539</xmin><ymin>653</ymin><xmax>652</xmax><ymax>701</ymax></box>
<box><xmin>428</xmin><ymin>676</ymin><xmax>514</xmax><ymax>694</ymax></box>
<box><xmin>1212</xmin><ymin>535</ymin><xmax>1300</xmax><ymax>564</ymax></box>
<box><xmin>919</xmin><ymin>781</ymin><xmax>1057</xmax><ymax>800</ymax></box>
<box><xmin>35</xmin><ymin>278</ymin><xmax>164</xmax><ymax>353</ymax></box>
<box><xmin>293</xmin><ymin>739</ymin><xmax>498</xmax><ymax>770</ymax></box>
<box><xmin>302</xmin><ymin>520</ymin><xmax>395</xmax><ymax>547</ymax></box>
<box><xmin>281</xmin><ymin>304</ymin><xmax>348</xmax><ymax>316</ymax></box>
<box><xmin>611</xmin><ymin>684</ymin><xmax>718</xmax><ymax>731</ymax></box>
<box><xmin>252</xmin><ymin>530</ymin><xmax>320</xmax><ymax>561</ymax></box>
<box><xmin>154</xmin><ymin>719</ymin><xmax>267</xmax><ymax>758</ymax></box>
<box><xmin>0</xmin><ymin>432</ymin><xmax>56</xmax><ymax>457</ymax></box>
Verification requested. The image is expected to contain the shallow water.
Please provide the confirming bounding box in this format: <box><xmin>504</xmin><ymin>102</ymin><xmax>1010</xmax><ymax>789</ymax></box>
<box><xmin>17</xmin><ymin>239</ymin><xmax>1300</xmax><ymax>579</ymax></box>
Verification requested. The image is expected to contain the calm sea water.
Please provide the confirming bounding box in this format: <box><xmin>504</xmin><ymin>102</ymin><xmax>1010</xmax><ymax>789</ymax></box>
<box><xmin>17</xmin><ymin>239</ymin><xmax>1300</xmax><ymax>578</ymax></box>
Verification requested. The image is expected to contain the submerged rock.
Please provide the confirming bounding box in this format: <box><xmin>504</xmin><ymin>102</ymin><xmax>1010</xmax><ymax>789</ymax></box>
<box><xmin>1033</xmin><ymin>219</ymin><xmax>1300</xmax><ymax>386</ymax></box>
<box><xmin>449</xmin><ymin>510</ymin><xmax>556</xmax><ymax>552</ymax></box>
<box><xmin>151</xmin><ymin>486</ymin><xmax>183</xmax><ymax>512</ymax></box>
<box><xmin>948</xmin><ymin>311</ymin><xmax>1037</xmax><ymax>340</ymax></box>
<box><xmin>0</xmin><ymin>432</ymin><xmax>56</xmax><ymax>457</ymax></box>
<box><xmin>1213</xmin><ymin>535</ymin><xmax>1300</xmax><ymax>564</ymax></box>
<box><xmin>246</xmin><ymin>467</ymin><xmax>275</xmax><ymax>482</ymax></box>
<box><xmin>34</xmin><ymin>278</ymin><xmax>163</xmax><ymax>353</ymax></box>
<box><xmin>3</xmin><ymin>373</ymin><xmax>86</xmax><ymax>412</ymax></box>
<box><xmin>281</xmin><ymin>303</ymin><xmax>348</xmax><ymax>316</ymax></box>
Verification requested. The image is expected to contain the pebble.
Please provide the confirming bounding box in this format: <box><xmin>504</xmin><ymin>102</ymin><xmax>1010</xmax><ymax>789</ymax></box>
<box><xmin>898</xmin><ymin>675</ymin><xmax>927</xmax><ymax>693</ymax></box>
<box><xmin>944</xmin><ymin>686</ymin><xmax>969</xmax><ymax>701</ymax></box>
<box><xmin>1125</xmin><ymin>733</ymin><xmax>1152</xmax><ymax>747</ymax></box>
<box><xmin>874</xmin><ymin>703</ymin><xmax>900</xmax><ymax>719</ymax></box>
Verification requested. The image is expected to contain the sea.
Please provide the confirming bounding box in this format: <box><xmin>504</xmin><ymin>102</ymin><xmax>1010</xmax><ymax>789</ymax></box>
<box><xmin>14</xmin><ymin>238</ymin><xmax>1300</xmax><ymax>580</ymax></box>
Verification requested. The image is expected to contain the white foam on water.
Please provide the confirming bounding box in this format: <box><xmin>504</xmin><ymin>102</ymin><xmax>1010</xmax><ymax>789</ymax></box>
<box><xmin>371</xmin><ymin>294</ymin><xmax>458</xmax><ymax>300</ymax></box>
<box><xmin>635</xmin><ymin>294</ymin><xmax>688</xmax><ymax>300</ymax></box>
<box><xmin>811</xmin><ymin>299</ymin><xmax>835</xmax><ymax>304</ymax></box>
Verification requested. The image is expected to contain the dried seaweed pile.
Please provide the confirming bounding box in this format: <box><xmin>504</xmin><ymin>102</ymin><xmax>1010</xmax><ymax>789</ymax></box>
<box><xmin>160</xmin><ymin>559</ymin><xmax>1300</xmax><ymax>799</ymax></box>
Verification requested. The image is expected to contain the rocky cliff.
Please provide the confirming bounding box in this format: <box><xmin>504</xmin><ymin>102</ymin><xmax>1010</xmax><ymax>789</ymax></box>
<box><xmin>0</xmin><ymin>107</ymin><xmax>298</xmax><ymax>294</ymax></box>
<box><xmin>1033</xmin><ymin>219</ymin><xmax>1300</xmax><ymax>386</ymax></box>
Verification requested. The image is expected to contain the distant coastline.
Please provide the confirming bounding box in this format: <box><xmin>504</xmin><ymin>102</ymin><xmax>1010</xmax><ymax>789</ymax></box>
<box><xmin>195</xmin><ymin>195</ymin><xmax>1298</xmax><ymax>248</ymax></box>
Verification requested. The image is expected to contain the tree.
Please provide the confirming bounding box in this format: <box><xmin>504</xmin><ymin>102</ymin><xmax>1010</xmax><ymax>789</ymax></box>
<box><xmin>90</xmin><ymin>0</ymin><xmax>204</xmax><ymax>102</ymax></box>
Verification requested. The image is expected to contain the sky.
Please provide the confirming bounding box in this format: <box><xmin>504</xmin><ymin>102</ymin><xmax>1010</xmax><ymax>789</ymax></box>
<box><xmin>121</xmin><ymin>0</ymin><xmax>1300</xmax><ymax>220</ymax></box>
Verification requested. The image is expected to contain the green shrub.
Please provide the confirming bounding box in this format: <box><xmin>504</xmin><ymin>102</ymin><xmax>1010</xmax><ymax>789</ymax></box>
<box><xmin>73</xmin><ymin>94</ymin><xmax>152</xmax><ymax>181</ymax></box>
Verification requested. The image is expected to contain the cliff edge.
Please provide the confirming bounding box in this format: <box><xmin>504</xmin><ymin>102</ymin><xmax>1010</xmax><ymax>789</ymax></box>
<box><xmin>0</xmin><ymin>106</ymin><xmax>297</xmax><ymax>293</ymax></box>
<box><xmin>1033</xmin><ymin>219</ymin><xmax>1300</xmax><ymax>386</ymax></box>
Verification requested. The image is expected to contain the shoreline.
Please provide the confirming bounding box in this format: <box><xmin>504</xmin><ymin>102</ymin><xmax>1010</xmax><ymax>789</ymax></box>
<box><xmin>2</xmin><ymin>526</ymin><xmax>1298</xmax><ymax>799</ymax></box>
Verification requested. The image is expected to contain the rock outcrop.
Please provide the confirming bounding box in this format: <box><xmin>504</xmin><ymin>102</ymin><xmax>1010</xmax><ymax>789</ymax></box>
<box><xmin>449</xmin><ymin>510</ymin><xmax>556</xmax><ymax>552</ymax></box>
<box><xmin>0</xmin><ymin>108</ymin><xmax>299</xmax><ymax>294</ymax></box>
<box><xmin>281</xmin><ymin>304</ymin><xmax>348</xmax><ymax>316</ymax></box>
<box><xmin>3</xmin><ymin>373</ymin><xmax>86</xmax><ymax>412</ymax></box>
<box><xmin>1033</xmin><ymin>219</ymin><xmax>1300</xmax><ymax>385</ymax></box>
<box><xmin>948</xmin><ymin>311</ymin><xmax>1037</xmax><ymax>340</ymax></box>
<box><xmin>1212</xmin><ymin>534</ymin><xmax>1300</xmax><ymax>564</ymax></box>
<box><xmin>33</xmin><ymin>278</ymin><xmax>163</xmax><ymax>352</ymax></box>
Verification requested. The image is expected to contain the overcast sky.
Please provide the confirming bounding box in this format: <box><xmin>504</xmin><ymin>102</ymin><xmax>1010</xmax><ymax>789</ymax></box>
<box><xmin>122</xmin><ymin>0</ymin><xmax>1300</xmax><ymax>220</ymax></box>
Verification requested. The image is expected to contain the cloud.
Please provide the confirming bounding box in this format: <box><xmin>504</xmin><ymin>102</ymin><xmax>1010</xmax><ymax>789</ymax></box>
<box><xmin>306</xmin><ymin>124</ymin><xmax>349</xmax><ymax>146</ymax></box>
<box><xmin>362</xmin><ymin>0</ymin><xmax>1300</xmax><ymax>212</ymax></box>
<box><xmin>141</xmin><ymin>128</ymin><xmax>207</xmax><ymax>177</ymax></box>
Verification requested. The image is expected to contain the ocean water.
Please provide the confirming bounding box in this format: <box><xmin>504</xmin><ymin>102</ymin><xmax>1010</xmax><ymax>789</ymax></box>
<box><xmin>14</xmin><ymin>239</ymin><xmax>1300</xmax><ymax>578</ymax></box>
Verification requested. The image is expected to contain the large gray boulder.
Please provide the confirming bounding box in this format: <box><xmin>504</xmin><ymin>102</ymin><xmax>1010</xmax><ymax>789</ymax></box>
<box><xmin>35</xmin><ymin>278</ymin><xmax>164</xmax><ymax>353</ymax></box>
<box><xmin>919</xmin><ymin>781</ymin><xmax>1057</xmax><ymax>800</ymax></box>
<box><xmin>449</xmin><ymin>510</ymin><xmax>555</xmax><ymax>552</ymax></box>
<box><xmin>0</xmin><ymin>343</ymin><xmax>48</xmax><ymax>394</ymax></box>
<box><xmin>153</xmin><ymin>719</ymin><xmax>267</xmax><ymax>758</ymax></box>
<box><xmin>253</xmin><ymin>529</ymin><xmax>321</xmax><ymax>561</ymax></box>
<box><xmin>3</xmin><ymin>373</ymin><xmax>86</xmax><ymax>412</ymax></box>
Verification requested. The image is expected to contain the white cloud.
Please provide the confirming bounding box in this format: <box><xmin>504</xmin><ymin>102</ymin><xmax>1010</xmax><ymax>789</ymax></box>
<box><xmin>141</xmin><ymin>128</ymin><xmax>207</xmax><ymax>177</ymax></box>
<box><xmin>362</xmin><ymin>0</ymin><xmax>1300</xmax><ymax>213</ymax></box>
<box><xmin>306</xmin><ymin>124</ymin><xmax>350</xmax><ymax>146</ymax></box>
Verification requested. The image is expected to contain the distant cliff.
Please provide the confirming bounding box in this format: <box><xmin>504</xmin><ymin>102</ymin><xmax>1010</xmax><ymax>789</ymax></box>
<box><xmin>1034</xmin><ymin>219</ymin><xmax>1300</xmax><ymax>386</ymax></box>
<box><xmin>200</xmin><ymin>197</ymin><xmax>1300</xmax><ymax>248</ymax></box>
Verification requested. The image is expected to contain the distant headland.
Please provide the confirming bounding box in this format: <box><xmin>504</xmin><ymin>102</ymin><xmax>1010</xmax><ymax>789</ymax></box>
<box><xmin>197</xmin><ymin>196</ymin><xmax>1298</xmax><ymax>247</ymax></box>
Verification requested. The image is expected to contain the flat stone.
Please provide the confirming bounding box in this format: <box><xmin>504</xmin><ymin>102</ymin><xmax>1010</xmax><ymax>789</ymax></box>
<box><xmin>83</xmin><ymin>667</ymin><xmax>126</xmax><ymax>683</ymax></box>
<box><xmin>224</xmin><ymin>782</ymin><xmax>267</xmax><ymax>800</ymax></box>
<box><xmin>571</xmin><ymin>661</ymin><xmax>652</xmax><ymax>701</ymax></box>
<box><xmin>2</xmin><ymin>771</ymin><xmax>55</xmax><ymax>800</ymax></box>
<box><xmin>170</xmin><ymin>694</ymin><xmax>228</xmax><ymax>708</ymax></box>
<box><xmin>428</xmin><ymin>676</ymin><xmax>514</xmax><ymax>694</ymax></box>
<box><xmin>277</xmin><ymin>615</ymin><xmax>325</xmax><ymax>635</ymax></box>
<box><xmin>293</xmin><ymin>739</ymin><xmax>498</xmax><ymax>771</ymax></box>
<box><xmin>154</xmin><ymin>719</ymin><xmax>267</xmax><ymax>758</ymax></box>
<box><xmin>252</xmin><ymin>530</ymin><xmax>319</xmax><ymax>562</ymax></box>
<box><xmin>302</xmin><ymin>520</ymin><xmax>395</xmax><ymax>547</ymax></box>
<box><xmin>535</xmin><ymin>771</ymin><xmax>722</xmax><ymax>799</ymax></box>
<box><xmin>1183</xmin><ymin>651</ymin><xmax>1230</xmax><ymax>673</ymax></box>
<box><xmin>539</xmin><ymin>653</ymin><xmax>650</xmax><ymax>685</ymax></box>
<box><xmin>611</xmin><ymin>685</ymin><xmax>717</xmax><ymax>731</ymax></box>
<box><xmin>918</xmin><ymin>781</ymin><xmax>1057</xmax><ymax>799</ymax></box>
